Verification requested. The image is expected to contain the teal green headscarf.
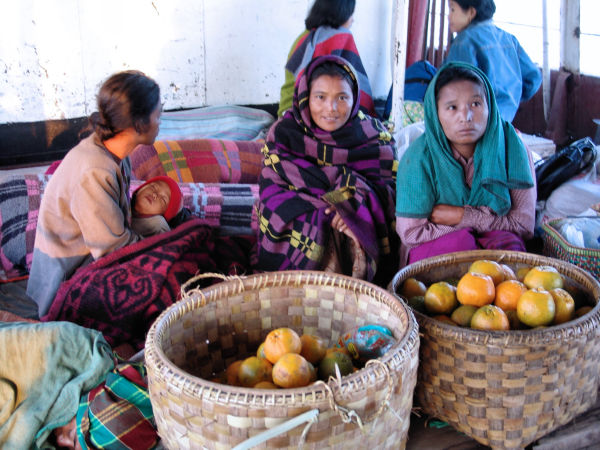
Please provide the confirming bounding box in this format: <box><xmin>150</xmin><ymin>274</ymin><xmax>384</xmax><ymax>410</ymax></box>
<box><xmin>395</xmin><ymin>61</ymin><xmax>534</xmax><ymax>218</ymax></box>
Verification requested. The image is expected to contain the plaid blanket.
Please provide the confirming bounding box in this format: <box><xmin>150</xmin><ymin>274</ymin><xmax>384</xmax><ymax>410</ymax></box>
<box><xmin>0</xmin><ymin>175</ymin><xmax>258</xmax><ymax>280</ymax></box>
<box><xmin>42</xmin><ymin>219</ymin><xmax>255</xmax><ymax>349</ymax></box>
<box><xmin>130</xmin><ymin>180</ymin><xmax>258</xmax><ymax>236</ymax></box>
<box><xmin>0</xmin><ymin>174</ymin><xmax>50</xmax><ymax>279</ymax></box>
<box><xmin>77</xmin><ymin>362</ymin><xmax>157</xmax><ymax>449</ymax></box>
<box><xmin>130</xmin><ymin>138</ymin><xmax>264</xmax><ymax>184</ymax></box>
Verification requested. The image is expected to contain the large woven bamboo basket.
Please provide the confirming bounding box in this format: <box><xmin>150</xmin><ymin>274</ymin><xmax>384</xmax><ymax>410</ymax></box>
<box><xmin>145</xmin><ymin>270</ymin><xmax>420</xmax><ymax>449</ymax></box>
<box><xmin>389</xmin><ymin>250</ymin><xmax>600</xmax><ymax>450</ymax></box>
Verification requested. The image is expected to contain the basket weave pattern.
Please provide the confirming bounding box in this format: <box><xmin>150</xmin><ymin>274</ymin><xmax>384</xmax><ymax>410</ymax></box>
<box><xmin>145</xmin><ymin>271</ymin><xmax>419</xmax><ymax>449</ymax></box>
<box><xmin>391</xmin><ymin>250</ymin><xmax>600</xmax><ymax>449</ymax></box>
<box><xmin>542</xmin><ymin>219</ymin><xmax>600</xmax><ymax>281</ymax></box>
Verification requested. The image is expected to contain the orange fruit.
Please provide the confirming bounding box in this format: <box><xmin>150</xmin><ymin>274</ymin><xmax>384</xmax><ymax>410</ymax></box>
<box><xmin>470</xmin><ymin>305</ymin><xmax>510</xmax><ymax>331</ymax></box>
<box><xmin>550</xmin><ymin>288</ymin><xmax>575</xmax><ymax>324</ymax></box>
<box><xmin>456</xmin><ymin>272</ymin><xmax>495</xmax><ymax>307</ymax></box>
<box><xmin>400</xmin><ymin>277</ymin><xmax>427</xmax><ymax>299</ymax></box>
<box><xmin>516</xmin><ymin>266</ymin><xmax>531</xmax><ymax>282</ymax></box>
<box><xmin>254</xmin><ymin>381</ymin><xmax>279</xmax><ymax>389</ymax></box>
<box><xmin>468</xmin><ymin>260</ymin><xmax>505</xmax><ymax>285</ymax></box>
<box><xmin>257</xmin><ymin>342</ymin><xmax>267</xmax><ymax>360</ymax></box>
<box><xmin>225</xmin><ymin>360</ymin><xmax>243</xmax><ymax>386</ymax></box>
<box><xmin>500</xmin><ymin>264</ymin><xmax>517</xmax><ymax>281</ymax></box>
<box><xmin>516</xmin><ymin>288</ymin><xmax>556</xmax><ymax>327</ymax></box>
<box><xmin>523</xmin><ymin>265</ymin><xmax>564</xmax><ymax>291</ymax></box>
<box><xmin>299</xmin><ymin>334</ymin><xmax>328</xmax><ymax>365</ymax></box>
<box><xmin>238</xmin><ymin>356</ymin><xmax>273</xmax><ymax>387</ymax></box>
<box><xmin>424</xmin><ymin>281</ymin><xmax>458</xmax><ymax>315</ymax></box>
<box><xmin>432</xmin><ymin>314</ymin><xmax>456</xmax><ymax>325</ymax></box>
<box><xmin>272</xmin><ymin>353</ymin><xmax>312</xmax><ymax>388</ymax></box>
<box><xmin>264</xmin><ymin>327</ymin><xmax>302</xmax><ymax>364</ymax></box>
<box><xmin>450</xmin><ymin>305</ymin><xmax>478</xmax><ymax>327</ymax></box>
<box><xmin>494</xmin><ymin>279</ymin><xmax>528</xmax><ymax>311</ymax></box>
<box><xmin>574</xmin><ymin>306</ymin><xmax>593</xmax><ymax>319</ymax></box>
<box><xmin>318</xmin><ymin>350</ymin><xmax>354</xmax><ymax>380</ymax></box>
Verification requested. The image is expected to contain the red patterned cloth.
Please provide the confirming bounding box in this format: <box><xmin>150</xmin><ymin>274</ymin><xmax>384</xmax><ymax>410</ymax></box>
<box><xmin>42</xmin><ymin>219</ymin><xmax>255</xmax><ymax>349</ymax></box>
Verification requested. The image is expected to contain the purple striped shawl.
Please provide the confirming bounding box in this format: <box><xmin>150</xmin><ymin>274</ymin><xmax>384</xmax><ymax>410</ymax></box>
<box><xmin>256</xmin><ymin>55</ymin><xmax>398</xmax><ymax>284</ymax></box>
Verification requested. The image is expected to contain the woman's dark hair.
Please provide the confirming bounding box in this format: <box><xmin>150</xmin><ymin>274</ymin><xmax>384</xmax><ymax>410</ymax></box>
<box><xmin>452</xmin><ymin>0</ymin><xmax>495</xmax><ymax>23</ymax></box>
<box><xmin>305</xmin><ymin>0</ymin><xmax>356</xmax><ymax>29</ymax></box>
<box><xmin>88</xmin><ymin>70</ymin><xmax>160</xmax><ymax>141</ymax></box>
<box><xmin>309</xmin><ymin>61</ymin><xmax>355</xmax><ymax>93</ymax></box>
<box><xmin>434</xmin><ymin>66</ymin><xmax>486</xmax><ymax>99</ymax></box>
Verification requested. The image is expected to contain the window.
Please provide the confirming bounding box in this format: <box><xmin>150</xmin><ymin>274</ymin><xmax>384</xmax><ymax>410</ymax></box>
<box><xmin>580</xmin><ymin>0</ymin><xmax>600</xmax><ymax>75</ymax></box>
<box><xmin>494</xmin><ymin>0</ymin><xmax>561</xmax><ymax>70</ymax></box>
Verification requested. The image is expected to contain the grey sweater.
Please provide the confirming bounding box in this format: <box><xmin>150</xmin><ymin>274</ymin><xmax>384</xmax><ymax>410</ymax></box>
<box><xmin>27</xmin><ymin>134</ymin><xmax>140</xmax><ymax>316</ymax></box>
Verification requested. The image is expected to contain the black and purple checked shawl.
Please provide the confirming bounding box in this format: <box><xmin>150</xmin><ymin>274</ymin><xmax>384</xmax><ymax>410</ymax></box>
<box><xmin>256</xmin><ymin>55</ymin><xmax>398</xmax><ymax>285</ymax></box>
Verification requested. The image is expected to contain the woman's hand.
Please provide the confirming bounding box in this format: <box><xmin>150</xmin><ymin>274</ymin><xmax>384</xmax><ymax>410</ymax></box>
<box><xmin>430</xmin><ymin>204</ymin><xmax>465</xmax><ymax>226</ymax></box>
<box><xmin>325</xmin><ymin>207</ymin><xmax>359</xmax><ymax>244</ymax></box>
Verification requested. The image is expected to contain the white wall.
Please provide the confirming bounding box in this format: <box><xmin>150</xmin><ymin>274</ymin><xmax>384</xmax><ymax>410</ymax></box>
<box><xmin>0</xmin><ymin>0</ymin><xmax>393</xmax><ymax>124</ymax></box>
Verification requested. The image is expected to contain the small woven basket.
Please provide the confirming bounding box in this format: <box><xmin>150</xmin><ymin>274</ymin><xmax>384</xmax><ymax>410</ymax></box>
<box><xmin>542</xmin><ymin>218</ymin><xmax>600</xmax><ymax>281</ymax></box>
<box><xmin>390</xmin><ymin>250</ymin><xmax>600</xmax><ymax>450</ymax></box>
<box><xmin>145</xmin><ymin>270</ymin><xmax>419</xmax><ymax>449</ymax></box>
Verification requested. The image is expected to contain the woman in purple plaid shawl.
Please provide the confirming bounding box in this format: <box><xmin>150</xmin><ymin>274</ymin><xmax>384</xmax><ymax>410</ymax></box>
<box><xmin>257</xmin><ymin>55</ymin><xmax>398</xmax><ymax>285</ymax></box>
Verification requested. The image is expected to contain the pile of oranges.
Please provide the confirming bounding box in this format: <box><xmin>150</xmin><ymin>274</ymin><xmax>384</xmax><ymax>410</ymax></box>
<box><xmin>218</xmin><ymin>327</ymin><xmax>357</xmax><ymax>389</ymax></box>
<box><xmin>400</xmin><ymin>260</ymin><xmax>593</xmax><ymax>331</ymax></box>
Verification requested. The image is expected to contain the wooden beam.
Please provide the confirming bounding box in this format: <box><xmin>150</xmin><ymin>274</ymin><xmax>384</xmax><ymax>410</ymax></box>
<box><xmin>391</xmin><ymin>0</ymin><xmax>409</xmax><ymax>130</ymax></box>
<box><xmin>560</xmin><ymin>0</ymin><xmax>580</xmax><ymax>73</ymax></box>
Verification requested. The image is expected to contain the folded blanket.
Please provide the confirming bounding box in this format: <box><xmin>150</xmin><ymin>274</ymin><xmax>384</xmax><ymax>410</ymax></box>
<box><xmin>42</xmin><ymin>219</ymin><xmax>255</xmax><ymax>349</ymax></box>
<box><xmin>0</xmin><ymin>321</ymin><xmax>114</xmax><ymax>449</ymax></box>
<box><xmin>156</xmin><ymin>105</ymin><xmax>274</xmax><ymax>142</ymax></box>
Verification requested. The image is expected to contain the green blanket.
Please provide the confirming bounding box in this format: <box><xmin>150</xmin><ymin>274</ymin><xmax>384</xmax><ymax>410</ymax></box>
<box><xmin>0</xmin><ymin>321</ymin><xmax>114</xmax><ymax>449</ymax></box>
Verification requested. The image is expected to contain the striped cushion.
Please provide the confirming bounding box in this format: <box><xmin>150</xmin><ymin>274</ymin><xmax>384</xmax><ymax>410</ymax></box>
<box><xmin>130</xmin><ymin>139</ymin><xmax>264</xmax><ymax>184</ymax></box>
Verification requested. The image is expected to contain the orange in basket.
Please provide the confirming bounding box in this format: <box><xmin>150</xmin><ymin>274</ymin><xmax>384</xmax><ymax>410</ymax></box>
<box><xmin>456</xmin><ymin>272</ymin><xmax>495</xmax><ymax>306</ymax></box>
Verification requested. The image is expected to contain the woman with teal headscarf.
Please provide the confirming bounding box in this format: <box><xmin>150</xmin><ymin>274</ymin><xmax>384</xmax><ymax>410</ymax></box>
<box><xmin>395</xmin><ymin>62</ymin><xmax>536</xmax><ymax>265</ymax></box>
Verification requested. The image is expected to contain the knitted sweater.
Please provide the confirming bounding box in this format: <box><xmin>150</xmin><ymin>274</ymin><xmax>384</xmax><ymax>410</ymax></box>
<box><xmin>27</xmin><ymin>134</ymin><xmax>140</xmax><ymax>316</ymax></box>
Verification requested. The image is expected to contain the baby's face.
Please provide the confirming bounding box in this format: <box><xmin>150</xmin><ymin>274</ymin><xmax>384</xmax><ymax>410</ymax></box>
<box><xmin>134</xmin><ymin>180</ymin><xmax>171</xmax><ymax>216</ymax></box>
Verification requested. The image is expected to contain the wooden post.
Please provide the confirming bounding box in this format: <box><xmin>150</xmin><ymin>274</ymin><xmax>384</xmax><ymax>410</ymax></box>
<box><xmin>391</xmin><ymin>0</ymin><xmax>409</xmax><ymax>130</ymax></box>
<box><xmin>560</xmin><ymin>0</ymin><xmax>580</xmax><ymax>74</ymax></box>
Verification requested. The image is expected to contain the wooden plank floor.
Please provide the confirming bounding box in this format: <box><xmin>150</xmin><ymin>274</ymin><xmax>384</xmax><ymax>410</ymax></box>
<box><xmin>406</xmin><ymin>390</ymin><xmax>600</xmax><ymax>449</ymax></box>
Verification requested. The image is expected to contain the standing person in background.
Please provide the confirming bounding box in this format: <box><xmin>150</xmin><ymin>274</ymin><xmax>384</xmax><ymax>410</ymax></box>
<box><xmin>445</xmin><ymin>0</ymin><xmax>542</xmax><ymax>122</ymax></box>
<box><xmin>277</xmin><ymin>0</ymin><xmax>376</xmax><ymax>118</ymax></box>
<box><xmin>27</xmin><ymin>70</ymin><xmax>162</xmax><ymax>317</ymax></box>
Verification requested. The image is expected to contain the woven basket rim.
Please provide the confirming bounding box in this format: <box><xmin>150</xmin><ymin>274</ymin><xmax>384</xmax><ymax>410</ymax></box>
<box><xmin>390</xmin><ymin>249</ymin><xmax>600</xmax><ymax>345</ymax></box>
<box><xmin>145</xmin><ymin>270</ymin><xmax>420</xmax><ymax>406</ymax></box>
<box><xmin>542</xmin><ymin>219</ymin><xmax>600</xmax><ymax>254</ymax></box>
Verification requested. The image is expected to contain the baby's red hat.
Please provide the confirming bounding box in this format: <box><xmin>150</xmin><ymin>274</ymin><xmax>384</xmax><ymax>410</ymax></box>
<box><xmin>136</xmin><ymin>176</ymin><xmax>183</xmax><ymax>221</ymax></box>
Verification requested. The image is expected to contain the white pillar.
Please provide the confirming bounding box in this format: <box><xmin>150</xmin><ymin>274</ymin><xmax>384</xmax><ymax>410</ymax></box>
<box><xmin>560</xmin><ymin>0</ymin><xmax>580</xmax><ymax>74</ymax></box>
<box><xmin>390</xmin><ymin>0</ymin><xmax>409</xmax><ymax>129</ymax></box>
